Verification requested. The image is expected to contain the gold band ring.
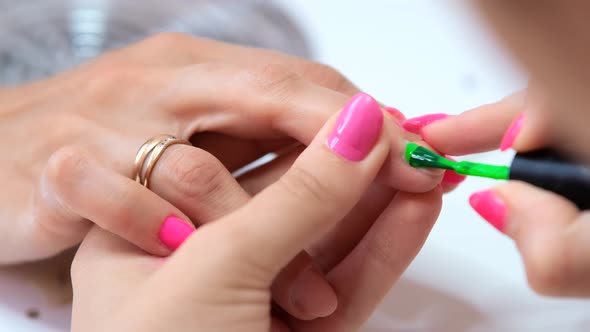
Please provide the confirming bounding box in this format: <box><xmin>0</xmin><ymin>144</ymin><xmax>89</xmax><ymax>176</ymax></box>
<box><xmin>133</xmin><ymin>135</ymin><xmax>191</xmax><ymax>188</ymax></box>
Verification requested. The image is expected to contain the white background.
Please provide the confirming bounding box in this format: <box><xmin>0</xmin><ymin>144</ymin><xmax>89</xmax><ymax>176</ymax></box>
<box><xmin>1</xmin><ymin>1</ymin><xmax>589</xmax><ymax>331</ymax></box>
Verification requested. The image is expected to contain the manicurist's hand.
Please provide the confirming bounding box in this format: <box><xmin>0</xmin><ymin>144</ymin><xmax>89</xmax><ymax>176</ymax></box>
<box><xmin>404</xmin><ymin>88</ymin><xmax>590</xmax><ymax>297</ymax></box>
<box><xmin>72</xmin><ymin>95</ymin><xmax>442</xmax><ymax>332</ymax></box>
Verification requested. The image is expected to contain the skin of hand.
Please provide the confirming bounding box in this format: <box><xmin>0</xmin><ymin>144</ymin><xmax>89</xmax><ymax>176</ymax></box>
<box><xmin>0</xmin><ymin>34</ymin><xmax>443</xmax><ymax>319</ymax></box>
<box><xmin>71</xmin><ymin>96</ymin><xmax>442</xmax><ymax>332</ymax></box>
<box><xmin>475</xmin><ymin>1</ymin><xmax>590</xmax><ymax>157</ymax></box>
<box><xmin>397</xmin><ymin>2</ymin><xmax>590</xmax><ymax>297</ymax></box>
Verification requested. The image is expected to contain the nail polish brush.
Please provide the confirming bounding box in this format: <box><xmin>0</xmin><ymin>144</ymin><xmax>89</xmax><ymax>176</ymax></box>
<box><xmin>405</xmin><ymin>143</ymin><xmax>590</xmax><ymax>210</ymax></box>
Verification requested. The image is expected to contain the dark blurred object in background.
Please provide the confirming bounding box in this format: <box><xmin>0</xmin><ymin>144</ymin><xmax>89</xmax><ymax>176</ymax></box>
<box><xmin>0</xmin><ymin>0</ymin><xmax>310</xmax><ymax>85</ymax></box>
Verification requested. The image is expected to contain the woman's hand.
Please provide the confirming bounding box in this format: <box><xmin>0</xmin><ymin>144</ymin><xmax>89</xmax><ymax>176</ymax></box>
<box><xmin>72</xmin><ymin>98</ymin><xmax>442</xmax><ymax>332</ymax></box>
<box><xmin>1</xmin><ymin>33</ymin><xmax>442</xmax><ymax>264</ymax></box>
<box><xmin>403</xmin><ymin>88</ymin><xmax>590</xmax><ymax>297</ymax></box>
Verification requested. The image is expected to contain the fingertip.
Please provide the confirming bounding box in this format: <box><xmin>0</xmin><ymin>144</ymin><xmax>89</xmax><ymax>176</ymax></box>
<box><xmin>499</xmin><ymin>113</ymin><xmax>525</xmax><ymax>151</ymax></box>
<box><xmin>469</xmin><ymin>189</ymin><xmax>507</xmax><ymax>233</ymax></box>
<box><xmin>402</xmin><ymin>113</ymin><xmax>449</xmax><ymax>135</ymax></box>
<box><xmin>290</xmin><ymin>266</ymin><xmax>338</xmax><ymax>319</ymax></box>
<box><xmin>327</xmin><ymin>93</ymin><xmax>383</xmax><ymax>162</ymax></box>
<box><xmin>382</xmin><ymin>138</ymin><xmax>445</xmax><ymax>192</ymax></box>
<box><xmin>158</xmin><ymin>216</ymin><xmax>195</xmax><ymax>251</ymax></box>
<box><xmin>383</xmin><ymin>106</ymin><xmax>406</xmax><ymax>124</ymax></box>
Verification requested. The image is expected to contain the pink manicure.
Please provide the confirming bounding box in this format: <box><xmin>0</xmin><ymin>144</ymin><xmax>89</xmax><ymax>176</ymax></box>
<box><xmin>469</xmin><ymin>190</ymin><xmax>507</xmax><ymax>232</ymax></box>
<box><xmin>327</xmin><ymin>93</ymin><xmax>383</xmax><ymax>161</ymax></box>
<box><xmin>384</xmin><ymin>106</ymin><xmax>406</xmax><ymax>124</ymax></box>
<box><xmin>402</xmin><ymin>113</ymin><xmax>448</xmax><ymax>134</ymax></box>
<box><xmin>500</xmin><ymin>113</ymin><xmax>525</xmax><ymax>151</ymax></box>
<box><xmin>159</xmin><ymin>216</ymin><xmax>194</xmax><ymax>250</ymax></box>
<box><xmin>443</xmin><ymin>155</ymin><xmax>467</xmax><ymax>185</ymax></box>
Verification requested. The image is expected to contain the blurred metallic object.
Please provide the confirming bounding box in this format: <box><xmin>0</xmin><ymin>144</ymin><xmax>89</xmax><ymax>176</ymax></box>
<box><xmin>0</xmin><ymin>0</ymin><xmax>311</xmax><ymax>85</ymax></box>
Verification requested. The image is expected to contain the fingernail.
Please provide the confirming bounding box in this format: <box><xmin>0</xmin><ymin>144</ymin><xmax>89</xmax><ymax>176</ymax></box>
<box><xmin>442</xmin><ymin>155</ymin><xmax>467</xmax><ymax>185</ymax></box>
<box><xmin>402</xmin><ymin>140</ymin><xmax>445</xmax><ymax>176</ymax></box>
<box><xmin>500</xmin><ymin>113</ymin><xmax>525</xmax><ymax>151</ymax></box>
<box><xmin>327</xmin><ymin>93</ymin><xmax>383</xmax><ymax>161</ymax></box>
<box><xmin>159</xmin><ymin>216</ymin><xmax>194</xmax><ymax>250</ymax></box>
<box><xmin>402</xmin><ymin>113</ymin><xmax>448</xmax><ymax>134</ymax></box>
<box><xmin>469</xmin><ymin>190</ymin><xmax>506</xmax><ymax>232</ymax></box>
<box><xmin>290</xmin><ymin>266</ymin><xmax>338</xmax><ymax>318</ymax></box>
<box><xmin>384</xmin><ymin>106</ymin><xmax>406</xmax><ymax>124</ymax></box>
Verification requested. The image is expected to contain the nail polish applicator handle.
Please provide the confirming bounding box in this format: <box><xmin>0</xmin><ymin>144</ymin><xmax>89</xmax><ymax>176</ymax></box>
<box><xmin>510</xmin><ymin>150</ymin><xmax>590</xmax><ymax>210</ymax></box>
<box><xmin>405</xmin><ymin>143</ymin><xmax>590</xmax><ymax>210</ymax></box>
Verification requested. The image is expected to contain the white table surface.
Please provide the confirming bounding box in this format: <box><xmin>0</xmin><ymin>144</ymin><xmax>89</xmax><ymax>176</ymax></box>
<box><xmin>1</xmin><ymin>1</ymin><xmax>589</xmax><ymax>331</ymax></box>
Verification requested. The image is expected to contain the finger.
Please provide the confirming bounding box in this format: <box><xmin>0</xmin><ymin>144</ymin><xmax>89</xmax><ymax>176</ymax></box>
<box><xmin>237</xmin><ymin>141</ymin><xmax>403</xmax><ymax>273</ymax></box>
<box><xmin>420</xmin><ymin>89</ymin><xmax>553</xmax><ymax>156</ymax></box>
<box><xmin>418</xmin><ymin>91</ymin><xmax>526</xmax><ymax>155</ymax></box>
<box><xmin>38</xmin><ymin>146</ymin><xmax>192</xmax><ymax>256</ymax></box>
<box><xmin>158</xmin><ymin>63</ymin><xmax>441</xmax><ymax>192</ymax></box>
<box><xmin>149</xmin><ymin>144</ymin><xmax>337</xmax><ymax>320</ymax></box>
<box><xmin>305</xmin><ymin>138</ymin><xmax>437</xmax><ymax>272</ymax></box>
<box><xmin>507</xmin><ymin>87</ymin><xmax>556</xmax><ymax>153</ymax></box>
<box><xmin>469</xmin><ymin>182</ymin><xmax>590</xmax><ymax>296</ymax></box>
<box><xmin>290</xmin><ymin>188</ymin><xmax>442</xmax><ymax>331</ymax></box>
<box><xmin>148</xmin><ymin>144</ymin><xmax>251</xmax><ymax>222</ymax></box>
<box><xmin>270</xmin><ymin>252</ymin><xmax>337</xmax><ymax>320</ymax></box>
<box><xmin>184</xmin><ymin>93</ymin><xmax>390</xmax><ymax>278</ymax></box>
<box><xmin>121</xmin><ymin>33</ymin><xmax>361</xmax><ymax>95</ymax></box>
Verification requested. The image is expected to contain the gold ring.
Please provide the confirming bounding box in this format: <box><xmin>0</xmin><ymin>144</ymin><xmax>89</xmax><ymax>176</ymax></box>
<box><xmin>134</xmin><ymin>135</ymin><xmax>191</xmax><ymax>188</ymax></box>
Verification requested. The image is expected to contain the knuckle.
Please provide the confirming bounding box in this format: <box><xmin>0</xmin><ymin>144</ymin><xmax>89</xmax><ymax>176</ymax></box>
<box><xmin>145</xmin><ymin>32</ymin><xmax>196</xmax><ymax>50</ymax></box>
<box><xmin>278</xmin><ymin>166</ymin><xmax>339</xmax><ymax>211</ymax></box>
<box><xmin>45</xmin><ymin>146</ymin><xmax>90</xmax><ymax>189</ymax></box>
<box><xmin>360</xmin><ymin>236</ymin><xmax>402</xmax><ymax>273</ymax></box>
<box><xmin>191</xmin><ymin>62</ymin><xmax>222</xmax><ymax>78</ymax></box>
<box><xmin>527</xmin><ymin>266</ymin><xmax>568</xmax><ymax>296</ymax></box>
<box><xmin>243</xmin><ymin>63</ymin><xmax>304</xmax><ymax>100</ymax></box>
<box><xmin>302</xmin><ymin>62</ymin><xmax>354</xmax><ymax>93</ymax></box>
<box><xmin>165</xmin><ymin>147</ymin><xmax>227</xmax><ymax>200</ymax></box>
<box><xmin>84</xmin><ymin>66</ymin><xmax>143</xmax><ymax>102</ymax></box>
<box><xmin>84</xmin><ymin>59</ymin><xmax>148</xmax><ymax>105</ymax></box>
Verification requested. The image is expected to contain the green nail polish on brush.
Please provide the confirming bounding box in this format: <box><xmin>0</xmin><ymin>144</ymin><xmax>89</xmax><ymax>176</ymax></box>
<box><xmin>405</xmin><ymin>142</ymin><xmax>509</xmax><ymax>179</ymax></box>
<box><xmin>404</xmin><ymin>142</ymin><xmax>590</xmax><ymax>210</ymax></box>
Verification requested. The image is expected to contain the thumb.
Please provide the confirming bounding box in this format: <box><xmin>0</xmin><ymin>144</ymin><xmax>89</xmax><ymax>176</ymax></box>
<box><xmin>184</xmin><ymin>93</ymin><xmax>390</xmax><ymax>279</ymax></box>
<box><xmin>470</xmin><ymin>182</ymin><xmax>590</xmax><ymax>296</ymax></box>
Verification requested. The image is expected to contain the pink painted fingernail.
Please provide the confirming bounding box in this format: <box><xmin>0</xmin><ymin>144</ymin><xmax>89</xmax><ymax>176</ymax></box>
<box><xmin>402</xmin><ymin>113</ymin><xmax>448</xmax><ymax>134</ymax></box>
<box><xmin>500</xmin><ymin>113</ymin><xmax>525</xmax><ymax>151</ymax></box>
<box><xmin>443</xmin><ymin>155</ymin><xmax>467</xmax><ymax>185</ymax></box>
<box><xmin>159</xmin><ymin>216</ymin><xmax>194</xmax><ymax>250</ymax></box>
<box><xmin>469</xmin><ymin>190</ymin><xmax>506</xmax><ymax>232</ymax></box>
<box><xmin>384</xmin><ymin>106</ymin><xmax>406</xmax><ymax>124</ymax></box>
<box><xmin>327</xmin><ymin>93</ymin><xmax>383</xmax><ymax>161</ymax></box>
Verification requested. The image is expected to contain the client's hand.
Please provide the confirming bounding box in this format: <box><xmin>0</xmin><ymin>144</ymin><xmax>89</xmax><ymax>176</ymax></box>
<box><xmin>1</xmin><ymin>34</ymin><xmax>442</xmax><ymax>265</ymax></box>
<box><xmin>72</xmin><ymin>98</ymin><xmax>442</xmax><ymax>332</ymax></box>
<box><xmin>404</xmin><ymin>88</ymin><xmax>590</xmax><ymax>297</ymax></box>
